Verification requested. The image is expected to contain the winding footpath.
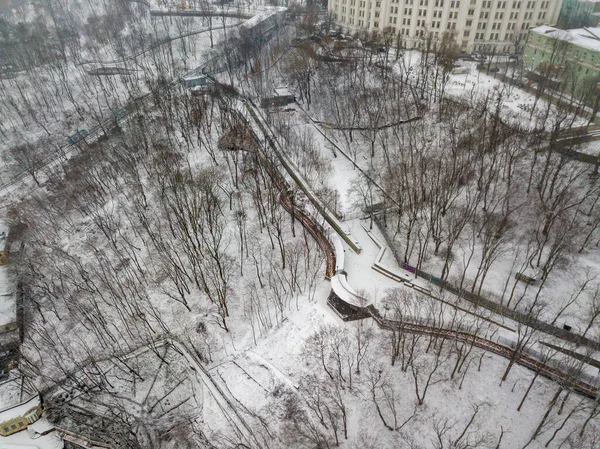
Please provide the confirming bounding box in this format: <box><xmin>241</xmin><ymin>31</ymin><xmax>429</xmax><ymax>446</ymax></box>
<box><xmin>238</xmin><ymin>101</ymin><xmax>600</xmax><ymax>401</ymax></box>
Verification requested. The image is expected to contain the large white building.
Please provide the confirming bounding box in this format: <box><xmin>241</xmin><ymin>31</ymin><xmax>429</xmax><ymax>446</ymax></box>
<box><xmin>329</xmin><ymin>0</ymin><xmax>564</xmax><ymax>53</ymax></box>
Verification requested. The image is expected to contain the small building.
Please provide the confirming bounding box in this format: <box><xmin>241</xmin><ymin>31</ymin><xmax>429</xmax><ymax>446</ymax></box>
<box><xmin>522</xmin><ymin>25</ymin><xmax>600</xmax><ymax>94</ymax></box>
<box><xmin>181</xmin><ymin>73</ymin><xmax>214</xmax><ymax>89</ymax></box>
<box><xmin>558</xmin><ymin>0</ymin><xmax>600</xmax><ymax>29</ymax></box>
<box><xmin>260</xmin><ymin>87</ymin><xmax>296</xmax><ymax>108</ymax></box>
<box><xmin>66</xmin><ymin>130</ymin><xmax>89</xmax><ymax>145</ymax></box>
<box><xmin>0</xmin><ymin>395</ymin><xmax>43</xmax><ymax>437</ymax></box>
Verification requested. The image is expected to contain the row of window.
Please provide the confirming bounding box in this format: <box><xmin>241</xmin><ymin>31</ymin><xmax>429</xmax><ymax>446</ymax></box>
<box><xmin>337</xmin><ymin>11</ymin><xmax>536</xmax><ymax>35</ymax></box>
<box><xmin>473</xmin><ymin>31</ymin><xmax>516</xmax><ymax>40</ymax></box>
<box><xmin>529</xmin><ymin>48</ymin><xmax>598</xmax><ymax>75</ymax></box>
<box><xmin>337</xmin><ymin>0</ymin><xmax>549</xmax><ymax>12</ymax></box>
<box><xmin>336</xmin><ymin>6</ymin><xmax>542</xmax><ymax>29</ymax></box>
<box><xmin>336</xmin><ymin>4</ymin><xmax>549</xmax><ymax>24</ymax></box>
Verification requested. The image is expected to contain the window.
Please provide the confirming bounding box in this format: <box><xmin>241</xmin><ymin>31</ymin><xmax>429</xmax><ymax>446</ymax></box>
<box><xmin>466</xmin><ymin>20</ymin><xmax>472</xmax><ymax>27</ymax></box>
<box><xmin>468</xmin><ymin>8</ymin><xmax>474</xmax><ymax>15</ymax></box>
<box><xmin>464</xmin><ymin>30</ymin><xmax>470</xmax><ymax>37</ymax></box>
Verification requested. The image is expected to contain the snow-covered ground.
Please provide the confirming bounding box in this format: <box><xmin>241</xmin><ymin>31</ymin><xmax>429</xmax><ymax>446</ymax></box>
<box><xmin>1</xmin><ymin>3</ymin><xmax>600</xmax><ymax>447</ymax></box>
<box><xmin>200</xmin><ymin>262</ymin><xmax>598</xmax><ymax>448</ymax></box>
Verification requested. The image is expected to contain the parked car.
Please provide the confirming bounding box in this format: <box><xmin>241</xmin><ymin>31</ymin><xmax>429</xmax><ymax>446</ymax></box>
<box><xmin>489</xmin><ymin>67</ymin><xmax>500</xmax><ymax>73</ymax></box>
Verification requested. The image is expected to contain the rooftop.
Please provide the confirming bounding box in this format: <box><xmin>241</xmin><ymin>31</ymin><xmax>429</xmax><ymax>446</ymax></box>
<box><xmin>531</xmin><ymin>25</ymin><xmax>600</xmax><ymax>52</ymax></box>
<box><xmin>273</xmin><ymin>87</ymin><xmax>293</xmax><ymax>97</ymax></box>
<box><xmin>0</xmin><ymin>395</ymin><xmax>40</xmax><ymax>424</ymax></box>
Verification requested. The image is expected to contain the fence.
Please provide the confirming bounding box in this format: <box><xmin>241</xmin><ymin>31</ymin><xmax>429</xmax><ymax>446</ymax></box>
<box><xmin>373</xmin><ymin>217</ymin><xmax>600</xmax><ymax>351</ymax></box>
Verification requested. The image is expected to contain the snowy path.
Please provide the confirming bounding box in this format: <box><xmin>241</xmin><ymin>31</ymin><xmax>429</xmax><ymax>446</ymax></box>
<box><xmin>242</xmin><ymin>100</ymin><xmax>362</xmax><ymax>254</ymax></box>
<box><xmin>169</xmin><ymin>338</ymin><xmax>263</xmax><ymax>448</ymax></box>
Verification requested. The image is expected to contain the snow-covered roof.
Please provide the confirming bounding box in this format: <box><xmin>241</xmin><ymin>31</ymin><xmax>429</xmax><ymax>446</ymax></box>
<box><xmin>530</xmin><ymin>25</ymin><xmax>600</xmax><ymax>52</ymax></box>
<box><xmin>240</xmin><ymin>9</ymin><xmax>277</xmax><ymax>29</ymax></box>
<box><xmin>181</xmin><ymin>73</ymin><xmax>209</xmax><ymax>81</ymax></box>
<box><xmin>0</xmin><ymin>395</ymin><xmax>40</xmax><ymax>424</ymax></box>
<box><xmin>273</xmin><ymin>87</ymin><xmax>293</xmax><ymax>97</ymax></box>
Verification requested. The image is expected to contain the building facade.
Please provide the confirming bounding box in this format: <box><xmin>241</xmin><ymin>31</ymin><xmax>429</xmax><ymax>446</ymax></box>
<box><xmin>329</xmin><ymin>0</ymin><xmax>564</xmax><ymax>53</ymax></box>
<box><xmin>523</xmin><ymin>25</ymin><xmax>600</xmax><ymax>92</ymax></box>
<box><xmin>557</xmin><ymin>0</ymin><xmax>600</xmax><ymax>29</ymax></box>
<box><xmin>0</xmin><ymin>395</ymin><xmax>42</xmax><ymax>437</ymax></box>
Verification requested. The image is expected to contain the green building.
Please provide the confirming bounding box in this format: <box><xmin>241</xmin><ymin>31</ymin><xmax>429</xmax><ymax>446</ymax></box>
<box><xmin>523</xmin><ymin>25</ymin><xmax>600</xmax><ymax>94</ymax></box>
<box><xmin>558</xmin><ymin>0</ymin><xmax>600</xmax><ymax>29</ymax></box>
